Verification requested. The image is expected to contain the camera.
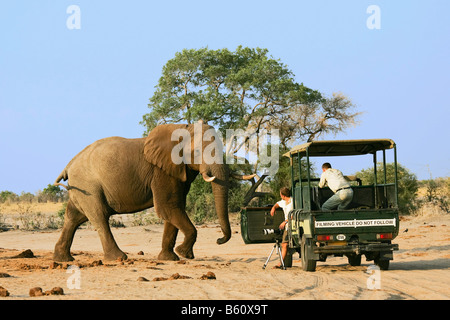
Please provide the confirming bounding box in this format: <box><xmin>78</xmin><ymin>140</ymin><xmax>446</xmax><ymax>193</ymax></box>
<box><xmin>262</xmin><ymin>228</ymin><xmax>283</xmax><ymax>236</ymax></box>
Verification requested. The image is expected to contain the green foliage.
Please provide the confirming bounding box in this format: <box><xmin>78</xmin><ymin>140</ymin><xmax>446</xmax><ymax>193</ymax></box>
<box><xmin>356</xmin><ymin>162</ymin><xmax>419</xmax><ymax>214</ymax></box>
<box><xmin>57</xmin><ymin>202</ymin><xmax>68</xmax><ymax>220</ymax></box>
<box><xmin>267</xmin><ymin>147</ymin><xmax>316</xmax><ymax>202</ymax></box>
<box><xmin>130</xmin><ymin>210</ymin><xmax>163</xmax><ymax>226</ymax></box>
<box><xmin>141</xmin><ymin>46</ymin><xmax>322</xmax><ymax>137</ymax></box>
<box><xmin>228</xmin><ymin>182</ymin><xmax>250</xmax><ymax>212</ymax></box>
<box><xmin>186</xmin><ymin>174</ymin><xmax>250</xmax><ymax>223</ymax></box>
<box><xmin>0</xmin><ymin>191</ymin><xmax>18</xmax><ymax>203</ymax></box>
<box><xmin>18</xmin><ymin>211</ymin><xmax>64</xmax><ymax>230</ymax></box>
<box><xmin>40</xmin><ymin>184</ymin><xmax>65</xmax><ymax>202</ymax></box>
<box><xmin>186</xmin><ymin>175</ymin><xmax>215</xmax><ymax>224</ymax></box>
<box><xmin>19</xmin><ymin>192</ymin><xmax>34</xmax><ymax>203</ymax></box>
<box><xmin>419</xmin><ymin>177</ymin><xmax>449</xmax><ymax>213</ymax></box>
<box><xmin>0</xmin><ymin>184</ymin><xmax>67</xmax><ymax>204</ymax></box>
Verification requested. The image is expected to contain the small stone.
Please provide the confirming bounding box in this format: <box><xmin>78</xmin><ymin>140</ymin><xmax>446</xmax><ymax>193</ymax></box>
<box><xmin>199</xmin><ymin>271</ymin><xmax>216</xmax><ymax>280</ymax></box>
<box><xmin>14</xmin><ymin>249</ymin><xmax>35</xmax><ymax>258</ymax></box>
<box><xmin>137</xmin><ymin>276</ymin><xmax>149</xmax><ymax>282</ymax></box>
<box><xmin>49</xmin><ymin>262</ymin><xmax>62</xmax><ymax>269</ymax></box>
<box><xmin>90</xmin><ymin>260</ymin><xmax>103</xmax><ymax>267</ymax></box>
<box><xmin>137</xmin><ymin>251</ymin><xmax>144</xmax><ymax>255</ymax></box>
<box><xmin>50</xmin><ymin>287</ymin><xmax>64</xmax><ymax>295</ymax></box>
<box><xmin>169</xmin><ymin>273</ymin><xmax>192</xmax><ymax>280</ymax></box>
<box><xmin>152</xmin><ymin>277</ymin><xmax>168</xmax><ymax>281</ymax></box>
<box><xmin>0</xmin><ymin>286</ymin><xmax>9</xmax><ymax>297</ymax></box>
<box><xmin>29</xmin><ymin>287</ymin><xmax>44</xmax><ymax>297</ymax></box>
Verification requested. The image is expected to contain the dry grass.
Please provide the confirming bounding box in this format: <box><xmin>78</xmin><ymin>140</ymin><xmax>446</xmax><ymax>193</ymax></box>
<box><xmin>0</xmin><ymin>202</ymin><xmax>65</xmax><ymax>231</ymax></box>
<box><xmin>0</xmin><ymin>202</ymin><xmax>63</xmax><ymax>215</ymax></box>
<box><xmin>0</xmin><ymin>202</ymin><xmax>164</xmax><ymax>231</ymax></box>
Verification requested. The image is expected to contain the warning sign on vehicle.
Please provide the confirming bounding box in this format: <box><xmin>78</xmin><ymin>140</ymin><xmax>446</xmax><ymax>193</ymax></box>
<box><xmin>315</xmin><ymin>219</ymin><xmax>396</xmax><ymax>228</ymax></box>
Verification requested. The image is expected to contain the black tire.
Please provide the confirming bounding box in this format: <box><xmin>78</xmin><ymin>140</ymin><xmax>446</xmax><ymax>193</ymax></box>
<box><xmin>375</xmin><ymin>257</ymin><xmax>390</xmax><ymax>270</ymax></box>
<box><xmin>301</xmin><ymin>234</ymin><xmax>316</xmax><ymax>272</ymax></box>
<box><xmin>347</xmin><ymin>254</ymin><xmax>362</xmax><ymax>266</ymax></box>
<box><xmin>284</xmin><ymin>250</ymin><xmax>293</xmax><ymax>268</ymax></box>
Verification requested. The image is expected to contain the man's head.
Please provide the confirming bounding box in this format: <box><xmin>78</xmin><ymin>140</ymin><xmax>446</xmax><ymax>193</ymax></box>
<box><xmin>280</xmin><ymin>187</ymin><xmax>291</xmax><ymax>200</ymax></box>
<box><xmin>322</xmin><ymin>162</ymin><xmax>332</xmax><ymax>172</ymax></box>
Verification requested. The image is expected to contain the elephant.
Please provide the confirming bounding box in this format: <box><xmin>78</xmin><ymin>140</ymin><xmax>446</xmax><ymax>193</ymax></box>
<box><xmin>53</xmin><ymin>122</ymin><xmax>238</xmax><ymax>262</ymax></box>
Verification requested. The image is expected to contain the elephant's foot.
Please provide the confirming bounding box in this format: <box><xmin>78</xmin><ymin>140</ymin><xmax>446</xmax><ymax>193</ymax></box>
<box><xmin>175</xmin><ymin>245</ymin><xmax>195</xmax><ymax>260</ymax></box>
<box><xmin>158</xmin><ymin>250</ymin><xmax>180</xmax><ymax>261</ymax></box>
<box><xmin>104</xmin><ymin>249</ymin><xmax>128</xmax><ymax>261</ymax></box>
<box><xmin>53</xmin><ymin>251</ymin><xmax>75</xmax><ymax>262</ymax></box>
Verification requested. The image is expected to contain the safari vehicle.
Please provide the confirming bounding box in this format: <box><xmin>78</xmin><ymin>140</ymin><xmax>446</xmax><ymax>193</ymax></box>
<box><xmin>241</xmin><ymin>139</ymin><xmax>400</xmax><ymax>271</ymax></box>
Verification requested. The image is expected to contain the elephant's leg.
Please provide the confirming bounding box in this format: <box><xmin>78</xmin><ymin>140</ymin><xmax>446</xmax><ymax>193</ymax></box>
<box><xmin>173</xmin><ymin>212</ymin><xmax>197</xmax><ymax>259</ymax></box>
<box><xmin>80</xmin><ymin>199</ymin><xmax>127</xmax><ymax>261</ymax></box>
<box><xmin>152</xmin><ymin>175</ymin><xmax>197</xmax><ymax>260</ymax></box>
<box><xmin>157</xmin><ymin>221</ymin><xmax>180</xmax><ymax>261</ymax></box>
<box><xmin>155</xmin><ymin>206</ymin><xmax>197</xmax><ymax>260</ymax></box>
<box><xmin>165</xmin><ymin>209</ymin><xmax>197</xmax><ymax>260</ymax></box>
<box><xmin>53</xmin><ymin>200</ymin><xmax>88</xmax><ymax>262</ymax></box>
<box><xmin>92</xmin><ymin>215</ymin><xmax>127</xmax><ymax>261</ymax></box>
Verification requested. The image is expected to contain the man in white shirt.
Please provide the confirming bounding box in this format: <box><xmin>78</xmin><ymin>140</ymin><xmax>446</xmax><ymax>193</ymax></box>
<box><xmin>319</xmin><ymin>162</ymin><xmax>353</xmax><ymax>211</ymax></box>
<box><xmin>270</xmin><ymin>187</ymin><xmax>293</xmax><ymax>268</ymax></box>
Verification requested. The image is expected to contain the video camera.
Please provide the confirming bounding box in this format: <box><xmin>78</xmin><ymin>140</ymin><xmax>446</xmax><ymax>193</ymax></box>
<box><xmin>262</xmin><ymin>228</ymin><xmax>283</xmax><ymax>236</ymax></box>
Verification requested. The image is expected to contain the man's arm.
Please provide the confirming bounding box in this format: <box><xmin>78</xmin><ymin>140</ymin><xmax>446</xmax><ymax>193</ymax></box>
<box><xmin>319</xmin><ymin>173</ymin><xmax>327</xmax><ymax>188</ymax></box>
<box><xmin>270</xmin><ymin>202</ymin><xmax>280</xmax><ymax>216</ymax></box>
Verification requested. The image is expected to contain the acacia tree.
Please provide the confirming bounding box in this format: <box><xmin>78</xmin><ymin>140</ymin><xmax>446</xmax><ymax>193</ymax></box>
<box><xmin>141</xmin><ymin>46</ymin><xmax>361</xmax><ymax>207</ymax></box>
<box><xmin>141</xmin><ymin>47</ymin><xmax>322</xmax><ymax>136</ymax></box>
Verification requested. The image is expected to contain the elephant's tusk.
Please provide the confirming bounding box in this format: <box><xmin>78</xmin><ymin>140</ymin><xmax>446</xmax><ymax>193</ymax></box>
<box><xmin>202</xmin><ymin>172</ymin><xmax>216</xmax><ymax>182</ymax></box>
<box><xmin>231</xmin><ymin>172</ymin><xmax>257</xmax><ymax>180</ymax></box>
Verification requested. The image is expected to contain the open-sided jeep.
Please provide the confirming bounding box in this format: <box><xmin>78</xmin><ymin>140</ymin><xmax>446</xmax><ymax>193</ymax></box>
<box><xmin>241</xmin><ymin>139</ymin><xmax>400</xmax><ymax>271</ymax></box>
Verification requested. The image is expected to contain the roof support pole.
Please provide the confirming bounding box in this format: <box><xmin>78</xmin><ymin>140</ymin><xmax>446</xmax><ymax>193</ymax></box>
<box><xmin>298</xmin><ymin>152</ymin><xmax>303</xmax><ymax>209</ymax></box>
<box><xmin>373</xmin><ymin>151</ymin><xmax>378</xmax><ymax>208</ymax></box>
<box><xmin>306</xmin><ymin>147</ymin><xmax>311</xmax><ymax>210</ymax></box>
<box><xmin>394</xmin><ymin>144</ymin><xmax>399</xmax><ymax>207</ymax></box>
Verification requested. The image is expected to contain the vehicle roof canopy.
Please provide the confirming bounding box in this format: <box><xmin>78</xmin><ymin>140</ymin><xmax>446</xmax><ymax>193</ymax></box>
<box><xmin>283</xmin><ymin>139</ymin><xmax>395</xmax><ymax>158</ymax></box>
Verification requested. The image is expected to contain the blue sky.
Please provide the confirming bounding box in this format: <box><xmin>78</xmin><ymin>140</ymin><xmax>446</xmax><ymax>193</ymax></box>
<box><xmin>0</xmin><ymin>0</ymin><xmax>449</xmax><ymax>194</ymax></box>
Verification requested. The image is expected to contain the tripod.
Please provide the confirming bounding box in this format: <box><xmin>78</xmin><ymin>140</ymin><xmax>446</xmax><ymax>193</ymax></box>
<box><xmin>262</xmin><ymin>239</ymin><xmax>286</xmax><ymax>270</ymax></box>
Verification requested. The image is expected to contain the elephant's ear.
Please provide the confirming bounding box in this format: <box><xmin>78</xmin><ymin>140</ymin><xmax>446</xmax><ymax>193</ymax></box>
<box><xmin>144</xmin><ymin>124</ymin><xmax>191</xmax><ymax>182</ymax></box>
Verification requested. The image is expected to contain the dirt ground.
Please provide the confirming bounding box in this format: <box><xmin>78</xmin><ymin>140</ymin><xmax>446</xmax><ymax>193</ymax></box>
<box><xmin>0</xmin><ymin>211</ymin><xmax>449</xmax><ymax>300</ymax></box>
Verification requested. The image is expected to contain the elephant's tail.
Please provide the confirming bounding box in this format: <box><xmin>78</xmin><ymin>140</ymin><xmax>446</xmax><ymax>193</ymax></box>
<box><xmin>54</xmin><ymin>169</ymin><xmax>69</xmax><ymax>190</ymax></box>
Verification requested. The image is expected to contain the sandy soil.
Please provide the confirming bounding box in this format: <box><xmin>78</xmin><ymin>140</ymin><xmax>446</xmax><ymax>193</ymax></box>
<box><xmin>0</xmin><ymin>212</ymin><xmax>449</xmax><ymax>300</ymax></box>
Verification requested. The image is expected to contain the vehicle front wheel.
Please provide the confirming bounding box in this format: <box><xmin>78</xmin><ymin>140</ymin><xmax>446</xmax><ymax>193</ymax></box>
<box><xmin>301</xmin><ymin>234</ymin><xmax>316</xmax><ymax>272</ymax></box>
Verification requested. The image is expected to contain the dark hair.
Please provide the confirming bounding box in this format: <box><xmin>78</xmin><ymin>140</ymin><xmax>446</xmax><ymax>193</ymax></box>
<box><xmin>280</xmin><ymin>187</ymin><xmax>291</xmax><ymax>197</ymax></box>
<box><xmin>322</xmin><ymin>162</ymin><xmax>332</xmax><ymax>169</ymax></box>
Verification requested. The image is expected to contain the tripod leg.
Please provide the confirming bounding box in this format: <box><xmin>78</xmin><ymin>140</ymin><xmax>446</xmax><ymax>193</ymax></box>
<box><xmin>262</xmin><ymin>244</ymin><xmax>277</xmax><ymax>269</ymax></box>
<box><xmin>277</xmin><ymin>243</ymin><xmax>286</xmax><ymax>270</ymax></box>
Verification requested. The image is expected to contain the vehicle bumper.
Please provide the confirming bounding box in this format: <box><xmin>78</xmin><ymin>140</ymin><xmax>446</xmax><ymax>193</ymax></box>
<box><xmin>314</xmin><ymin>243</ymin><xmax>399</xmax><ymax>255</ymax></box>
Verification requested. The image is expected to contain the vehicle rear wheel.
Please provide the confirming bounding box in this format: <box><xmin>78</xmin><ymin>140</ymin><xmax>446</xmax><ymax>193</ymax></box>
<box><xmin>347</xmin><ymin>254</ymin><xmax>362</xmax><ymax>266</ymax></box>
<box><xmin>375</xmin><ymin>257</ymin><xmax>390</xmax><ymax>270</ymax></box>
<box><xmin>301</xmin><ymin>234</ymin><xmax>316</xmax><ymax>272</ymax></box>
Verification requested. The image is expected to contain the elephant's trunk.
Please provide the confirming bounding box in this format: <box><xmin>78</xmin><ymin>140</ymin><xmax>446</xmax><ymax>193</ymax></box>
<box><xmin>209</xmin><ymin>165</ymin><xmax>231</xmax><ymax>245</ymax></box>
